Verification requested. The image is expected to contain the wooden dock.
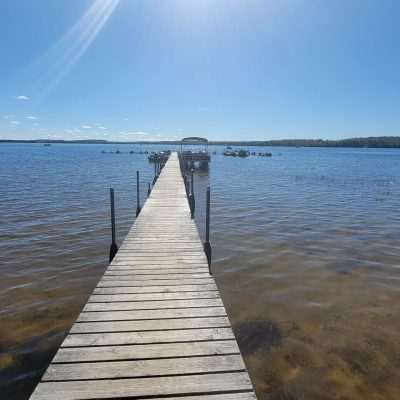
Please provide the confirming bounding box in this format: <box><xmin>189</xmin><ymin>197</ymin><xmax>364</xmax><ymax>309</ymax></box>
<box><xmin>29</xmin><ymin>152</ymin><xmax>256</xmax><ymax>400</ymax></box>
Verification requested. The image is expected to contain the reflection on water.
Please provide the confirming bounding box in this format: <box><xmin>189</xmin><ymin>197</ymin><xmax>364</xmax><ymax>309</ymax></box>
<box><xmin>1</xmin><ymin>144</ymin><xmax>400</xmax><ymax>399</ymax></box>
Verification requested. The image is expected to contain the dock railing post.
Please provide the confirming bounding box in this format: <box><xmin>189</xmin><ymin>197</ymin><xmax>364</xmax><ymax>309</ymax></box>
<box><xmin>147</xmin><ymin>182</ymin><xmax>151</xmax><ymax>197</ymax></box>
<box><xmin>204</xmin><ymin>186</ymin><xmax>212</xmax><ymax>272</ymax></box>
<box><xmin>153</xmin><ymin>162</ymin><xmax>158</xmax><ymax>185</ymax></box>
<box><xmin>189</xmin><ymin>168</ymin><xmax>195</xmax><ymax>218</ymax></box>
<box><xmin>136</xmin><ymin>170</ymin><xmax>141</xmax><ymax>217</ymax></box>
<box><xmin>183</xmin><ymin>175</ymin><xmax>189</xmax><ymax>198</ymax></box>
<box><xmin>109</xmin><ymin>188</ymin><xmax>118</xmax><ymax>262</ymax></box>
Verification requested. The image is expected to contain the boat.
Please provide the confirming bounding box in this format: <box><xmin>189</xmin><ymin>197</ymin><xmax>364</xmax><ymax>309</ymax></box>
<box><xmin>237</xmin><ymin>150</ymin><xmax>250</xmax><ymax>158</ymax></box>
<box><xmin>223</xmin><ymin>149</ymin><xmax>250</xmax><ymax>157</ymax></box>
<box><xmin>148</xmin><ymin>150</ymin><xmax>171</xmax><ymax>163</ymax></box>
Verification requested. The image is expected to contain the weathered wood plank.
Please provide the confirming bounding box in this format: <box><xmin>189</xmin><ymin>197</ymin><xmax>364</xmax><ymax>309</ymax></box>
<box><xmin>83</xmin><ymin>298</ymin><xmax>224</xmax><ymax>312</ymax></box>
<box><xmin>89</xmin><ymin>291</ymin><xmax>220</xmax><ymax>302</ymax></box>
<box><xmin>93</xmin><ymin>283</ymin><xmax>219</xmax><ymax>294</ymax></box>
<box><xmin>102</xmin><ymin>272</ymin><xmax>210</xmax><ymax>279</ymax></box>
<box><xmin>71</xmin><ymin>316</ymin><xmax>230</xmax><ymax>333</ymax></box>
<box><xmin>97</xmin><ymin>278</ymin><xmax>215</xmax><ymax>287</ymax></box>
<box><xmin>78</xmin><ymin>307</ymin><xmax>227</xmax><ymax>322</ymax></box>
<box><xmin>106</xmin><ymin>267</ymin><xmax>209</xmax><ymax>273</ymax></box>
<box><xmin>43</xmin><ymin>355</ymin><xmax>245</xmax><ymax>381</ymax></box>
<box><xmin>53</xmin><ymin>340</ymin><xmax>241</xmax><ymax>363</ymax></box>
<box><xmin>63</xmin><ymin>327</ymin><xmax>234</xmax><ymax>347</ymax></box>
<box><xmin>30</xmin><ymin>372</ymin><xmax>253</xmax><ymax>400</ymax></box>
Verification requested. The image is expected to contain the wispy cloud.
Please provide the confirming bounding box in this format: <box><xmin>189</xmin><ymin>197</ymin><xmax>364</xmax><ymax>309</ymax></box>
<box><xmin>3</xmin><ymin>114</ymin><xmax>15</xmax><ymax>119</ymax></box>
<box><xmin>10</xmin><ymin>120</ymin><xmax>21</xmax><ymax>125</ymax></box>
<box><xmin>81</xmin><ymin>125</ymin><xmax>92</xmax><ymax>129</ymax></box>
<box><xmin>16</xmin><ymin>95</ymin><xmax>30</xmax><ymax>101</ymax></box>
<box><xmin>97</xmin><ymin>126</ymin><xmax>107</xmax><ymax>130</ymax></box>
<box><xmin>26</xmin><ymin>116</ymin><xmax>37</xmax><ymax>120</ymax></box>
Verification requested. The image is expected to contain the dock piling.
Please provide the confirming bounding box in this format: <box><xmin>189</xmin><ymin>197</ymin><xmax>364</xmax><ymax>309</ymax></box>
<box><xmin>136</xmin><ymin>170</ymin><xmax>141</xmax><ymax>217</ymax></box>
<box><xmin>189</xmin><ymin>169</ymin><xmax>195</xmax><ymax>219</ymax></box>
<box><xmin>109</xmin><ymin>188</ymin><xmax>118</xmax><ymax>262</ymax></box>
<box><xmin>147</xmin><ymin>182</ymin><xmax>151</xmax><ymax>197</ymax></box>
<box><xmin>153</xmin><ymin>162</ymin><xmax>158</xmax><ymax>185</ymax></box>
<box><xmin>204</xmin><ymin>186</ymin><xmax>212</xmax><ymax>272</ymax></box>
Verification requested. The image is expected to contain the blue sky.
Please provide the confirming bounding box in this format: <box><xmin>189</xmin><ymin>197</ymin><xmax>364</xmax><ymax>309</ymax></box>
<box><xmin>1</xmin><ymin>0</ymin><xmax>399</xmax><ymax>141</ymax></box>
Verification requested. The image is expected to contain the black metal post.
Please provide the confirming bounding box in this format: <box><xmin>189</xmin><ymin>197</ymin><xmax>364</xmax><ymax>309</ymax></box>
<box><xmin>183</xmin><ymin>175</ymin><xmax>189</xmax><ymax>198</ymax></box>
<box><xmin>147</xmin><ymin>182</ymin><xmax>151</xmax><ymax>197</ymax></box>
<box><xmin>189</xmin><ymin>169</ymin><xmax>195</xmax><ymax>218</ymax></box>
<box><xmin>153</xmin><ymin>162</ymin><xmax>158</xmax><ymax>185</ymax></box>
<box><xmin>136</xmin><ymin>170</ymin><xmax>141</xmax><ymax>217</ymax></box>
<box><xmin>204</xmin><ymin>186</ymin><xmax>212</xmax><ymax>272</ymax></box>
<box><xmin>109</xmin><ymin>188</ymin><xmax>118</xmax><ymax>262</ymax></box>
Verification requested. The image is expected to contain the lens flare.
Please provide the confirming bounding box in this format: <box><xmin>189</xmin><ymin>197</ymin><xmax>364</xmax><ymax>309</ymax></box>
<box><xmin>26</xmin><ymin>0</ymin><xmax>120</xmax><ymax>105</ymax></box>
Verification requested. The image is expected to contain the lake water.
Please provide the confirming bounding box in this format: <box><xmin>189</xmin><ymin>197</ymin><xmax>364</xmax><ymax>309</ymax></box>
<box><xmin>1</xmin><ymin>143</ymin><xmax>400</xmax><ymax>400</ymax></box>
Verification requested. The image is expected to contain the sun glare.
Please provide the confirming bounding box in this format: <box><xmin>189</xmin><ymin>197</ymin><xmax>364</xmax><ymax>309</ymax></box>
<box><xmin>28</xmin><ymin>0</ymin><xmax>120</xmax><ymax>104</ymax></box>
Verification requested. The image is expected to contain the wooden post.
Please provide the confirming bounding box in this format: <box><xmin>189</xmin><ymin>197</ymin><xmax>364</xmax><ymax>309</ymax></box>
<box><xmin>136</xmin><ymin>170</ymin><xmax>141</xmax><ymax>217</ymax></box>
<box><xmin>147</xmin><ymin>182</ymin><xmax>151</xmax><ymax>197</ymax></box>
<box><xmin>189</xmin><ymin>169</ymin><xmax>195</xmax><ymax>219</ymax></box>
<box><xmin>204</xmin><ymin>186</ymin><xmax>212</xmax><ymax>273</ymax></box>
<box><xmin>109</xmin><ymin>188</ymin><xmax>118</xmax><ymax>262</ymax></box>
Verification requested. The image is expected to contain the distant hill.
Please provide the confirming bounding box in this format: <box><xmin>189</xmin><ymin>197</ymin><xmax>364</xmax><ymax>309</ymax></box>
<box><xmin>1</xmin><ymin>137</ymin><xmax>400</xmax><ymax>148</ymax></box>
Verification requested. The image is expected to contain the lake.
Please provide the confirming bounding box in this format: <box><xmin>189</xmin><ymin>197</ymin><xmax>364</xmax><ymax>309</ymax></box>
<box><xmin>1</xmin><ymin>143</ymin><xmax>400</xmax><ymax>399</ymax></box>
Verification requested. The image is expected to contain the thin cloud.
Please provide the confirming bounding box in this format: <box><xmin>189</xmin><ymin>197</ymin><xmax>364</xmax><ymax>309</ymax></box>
<box><xmin>10</xmin><ymin>120</ymin><xmax>21</xmax><ymax>125</ymax></box>
<box><xmin>97</xmin><ymin>126</ymin><xmax>107</xmax><ymax>130</ymax></box>
<box><xmin>16</xmin><ymin>95</ymin><xmax>30</xmax><ymax>100</ymax></box>
<box><xmin>26</xmin><ymin>116</ymin><xmax>37</xmax><ymax>120</ymax></box>
<box><xmin>3</xmin><ymin>114</ymin><xmax>15</xmax><ymax>119</ymax></box>
<box><xmin>81</xmin><ymin>125</ymin><xmax>92</xmax><ymax>129</ymax></box>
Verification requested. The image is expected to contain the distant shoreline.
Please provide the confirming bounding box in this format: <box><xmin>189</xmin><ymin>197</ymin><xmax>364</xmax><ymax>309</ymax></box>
<box><xmin>1</xmin><ymin>136</ymin><xmax>400</xmax><ymax>148</ymax></box>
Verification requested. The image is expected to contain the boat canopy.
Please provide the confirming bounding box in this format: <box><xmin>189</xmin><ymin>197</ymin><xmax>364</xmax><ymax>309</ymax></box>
<box><xmin>180</xmin><ymin>137</ymin><xmax>209</xmax><ymax>153</ymax></box>
<box><xmin>181</xmin><ymin>137</ymin><xmax>208</xmax><ymax>144</ymax></box>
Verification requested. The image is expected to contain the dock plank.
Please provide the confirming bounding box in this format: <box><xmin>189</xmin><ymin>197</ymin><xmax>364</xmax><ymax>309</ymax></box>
<box><xmin>30</xmin><ymin>372</ymin><xmax>253</xmax><ymax>400</ymax></box>
<box><xmin>53</xmin><ymin>340</ymin><xmax>241</xmax><ymax>363</ymax></box>
<box><xmin>83</xmin><ymin>298</ymin><xmax>224</xmax><ymax>311</ymax></box>
<box><xmin>62</xmin><ymin>327</ymin><xmax>235</xmax><ymax>347</ymax></box>
<box><xmin>77</xmin><ymin>307</ymin><xmax>227</xmax><ymax>322</ymax></box>
<box><xmin>70</xmin><ymin>316</ymin><xmax>231</xmax><ymax>333</ymax></box>
<box><xmin>43</xmin><ymin>354</ymin><xmax>245</xmax><ymax>381</ymax></box>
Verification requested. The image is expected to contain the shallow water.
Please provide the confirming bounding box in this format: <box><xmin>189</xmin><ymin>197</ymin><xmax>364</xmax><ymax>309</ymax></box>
<box><xmin>1</xmin><ymin>144</ymin><xmax>400</xmax><ymax>399</ymax></box>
